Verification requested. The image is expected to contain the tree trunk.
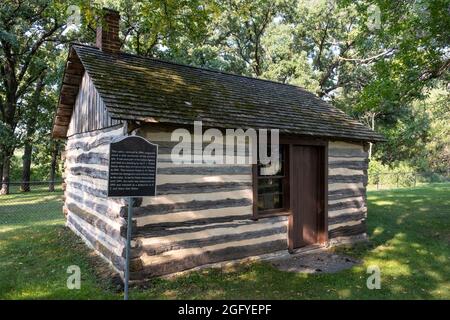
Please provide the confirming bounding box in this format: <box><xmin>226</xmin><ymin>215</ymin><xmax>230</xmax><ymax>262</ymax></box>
<box><xmin>368</xmin><ymin>112</ymin><xmax>376</xmax><ymax>159</ymax></box>
<box><xmin>0</xmin><ymin>154</ymin><xmax>3</xmax><ymax>186</ymax></box>
<box><xmin>1</xmin><ymin>155</ymin><xmax>11</xmax><ymax>195</ymax></box>
<box><xmin>20</xmin><ymin>72</ymin><xmax>44</xmax><ymax>192</ymax></box>
<box><xmin>20</xmin><ymin>143</ymin><xmax>32</xmax><ymax>192</ymax></box>
<box><xmin>49</xmin><ymin>143</ymin><xmax>59</xmax><ymax>192</ymax></box>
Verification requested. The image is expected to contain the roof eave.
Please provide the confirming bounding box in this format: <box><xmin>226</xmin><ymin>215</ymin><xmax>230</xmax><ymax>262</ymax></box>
<box><xmin>51</xmin><ymin>45</ymin><xmax>85</xmax><ymax>139</ymax></box>
<box><xmin>108</xmin><ymin>112</ymin><xmax>386</xmax><ymax>143</ymax></box>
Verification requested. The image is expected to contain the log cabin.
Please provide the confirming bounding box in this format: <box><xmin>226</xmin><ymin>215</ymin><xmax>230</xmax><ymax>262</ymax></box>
<box><xmin>52</xmin><ymin>9</ymin><xmax>384</xmax><ymax>280</ymax></box>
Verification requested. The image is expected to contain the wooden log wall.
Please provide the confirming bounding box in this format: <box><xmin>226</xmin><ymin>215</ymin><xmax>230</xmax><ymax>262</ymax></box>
<box><xmin>130</xmin><ymin>126</ymin><xmax>288</xmax><ymax>279</ymax></box>
<box><xmin>64</xmin><ymin>124</ymin><xmax>128</xmax><ymax>275</ymax></box>
<box><xmin>327</xmin><ymin>141</ymin><xmax>369</xmax><ymax>244</ymax></box>
<box><xmin>62</xmin><ymin>119</ymin><xmax>369</xmax><ymax>279</ymax></box>
<box><xmin>66</xmin><ymin>72</ymin><xmax>122</xmax><ymax>136</ymax></box>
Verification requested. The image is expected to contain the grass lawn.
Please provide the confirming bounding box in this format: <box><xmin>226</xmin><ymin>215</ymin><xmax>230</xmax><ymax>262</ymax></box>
<box><xmin>0</xmin><ymin>184</ymin><xmax>449</xmax><ymax>299</ymax></box>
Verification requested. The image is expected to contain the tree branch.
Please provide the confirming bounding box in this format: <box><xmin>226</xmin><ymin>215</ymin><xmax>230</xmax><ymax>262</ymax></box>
<box><xmin>16</xmin><ymin>67</ymin><xmax>46</xmax><ymax>101</ymax></box>
<box><xmin>17</xmin><ymin>19</ymin><xmax>62</xmax><ymax>83</ymax></box>
<box><xmin>420</xmin><ymin>58</ymin><xmax>450</xmax><ymax>81</ymax></box>
<box><xmin>318</xmin><ymin>40</ymin><xmax>356</xmax><ymax>96</ymax></box>
<box><xmin>315</xmin><ymin>19</ymin><xmax>330</xmax><ymax>70</ymax></box>
<box><xmin>338</xmin><ymin>48</ymin><xmax>396</xmax><ymax>64</ymax></box>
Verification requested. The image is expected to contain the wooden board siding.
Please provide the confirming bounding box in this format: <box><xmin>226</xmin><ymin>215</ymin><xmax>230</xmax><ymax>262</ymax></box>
<box><xmin>327</xmin><ymin>141</ymin><xmax>368</xmax><ymax>243</ymax></box>
<box><xmin>64</xmin><ymin>124</ymin><xmax>128</xmax><ymax>275</ymax></box>
<box><xmin>130</xmin><ymin>125</ymin><xmax>288</xmax><ymax>278</ymax></box>
<box><xmin>67</xmin><ymin>72</ymin><xmax>122</xmax><ymax>136</ymax></box>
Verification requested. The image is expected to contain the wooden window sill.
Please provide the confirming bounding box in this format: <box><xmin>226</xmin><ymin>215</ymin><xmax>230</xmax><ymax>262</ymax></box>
<box><xmin>253</xmin><ymin>210</ymin><xmax>291</xmax><ymax>220</ymax></box>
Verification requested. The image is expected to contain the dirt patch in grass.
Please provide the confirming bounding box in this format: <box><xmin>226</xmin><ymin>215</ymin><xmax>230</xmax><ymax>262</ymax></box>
<box><xmin>270</xmin><ymin>250</ymin><xmax>360</xmax><ymax>273</ymax></box>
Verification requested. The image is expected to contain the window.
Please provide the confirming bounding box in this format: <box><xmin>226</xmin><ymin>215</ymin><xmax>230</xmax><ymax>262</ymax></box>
<box><xmin>254</xmin><ymin>144</ymin><xmax>289</xmax><ymax>217</ymax></box>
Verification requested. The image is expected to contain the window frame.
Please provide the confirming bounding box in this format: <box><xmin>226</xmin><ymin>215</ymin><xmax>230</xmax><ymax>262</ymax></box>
<box><xmin>252</xmin><ymin>137</ymin><xmax>329</xmax><ymax>221</ymax></box>
<box><xmin>252</xmin><ymin>144</ymin><xmax>290</xmax><ymax>219</ymax></box>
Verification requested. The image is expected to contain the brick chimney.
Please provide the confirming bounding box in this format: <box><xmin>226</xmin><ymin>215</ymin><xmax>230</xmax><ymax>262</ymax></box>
<box><xmin>96</xmin><ymin>8</ymin><xmax>120</xmax><ymax>54</ymax></box>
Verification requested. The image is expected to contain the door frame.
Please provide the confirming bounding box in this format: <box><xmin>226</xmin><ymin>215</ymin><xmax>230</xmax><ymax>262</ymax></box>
<box><xmin>283</xmin><ymin>138</ymin><xmax>328</xmax><ymax>252</ymax></box>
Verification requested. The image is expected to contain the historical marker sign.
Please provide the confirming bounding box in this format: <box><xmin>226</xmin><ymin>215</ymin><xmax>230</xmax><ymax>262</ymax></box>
<box><xmin>107</xmin><ymin>136</ymin><xmax>158</xmax><ymax>197</ymax></box>
<box><xmin>107</xmin><ymin>135</ymin><xmax>158</xmax><ymax>300</ymax></box>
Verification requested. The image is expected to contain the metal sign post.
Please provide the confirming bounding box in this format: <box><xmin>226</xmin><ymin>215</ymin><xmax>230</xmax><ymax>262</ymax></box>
<box><xmin>107</xmin><ymin>136</ymin><xmax>158</xmax><ymax>300</ymax></box>
<box><xmin>124</xmin><ymin>196</ymin><xmax>132</xmax><ymax>300</ymax></box>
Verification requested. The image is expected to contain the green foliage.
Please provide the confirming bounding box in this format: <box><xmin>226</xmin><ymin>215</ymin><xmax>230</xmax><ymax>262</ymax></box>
<box><xmin>368</xmin><ymin>159</ymin><xmax>418</xmax><ymax>186</ymax></box>
<box><xmin>32</xmin><ymin>142</ymin><xmax>63</xmax><ymax>181</ymax></box>
<box><xmin>8</xmin><ymin>154</ymin><xmax>22</xmax><ymax>181</ymax></box>
<box><xmin>368</xmin><ymin>159</ymin><xmax>384</xmax><ymax>185</ymax></box>
<box><xmin>261</xmin><ymin>23</ymin><xmax>320</xmax><ymax>91</ymax></box>
<box><xmin>416</xmin><ymin>87</ymin><xmax>450</xmax><ymax>172</ymax></box>
<box><xmin>7</xmin><ymin>150</ymin><xmax>62</xmax><ymax>182</ymax></box>
<box><xmin>1</xmin><ymin>0</ymin><xmax>448</xmax><ymax>184</ymax></box>
<box><xmin>368</xmin><ymin>157</ymin><xmax>449</xmax><ymax>189</ymax></box>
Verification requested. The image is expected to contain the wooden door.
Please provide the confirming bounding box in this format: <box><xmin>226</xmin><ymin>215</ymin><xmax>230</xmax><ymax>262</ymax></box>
<box><xmin>289</xmin><ymin>145</ymin><xmax>326</xmax><ymax>249</ymax></box>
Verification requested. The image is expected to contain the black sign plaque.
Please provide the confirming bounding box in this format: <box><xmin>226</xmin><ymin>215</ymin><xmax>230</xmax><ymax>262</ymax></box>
<box><xmin>107</xmin><ymin>136</ymin><xmax>158</xmax><ymax>197</ymax></box>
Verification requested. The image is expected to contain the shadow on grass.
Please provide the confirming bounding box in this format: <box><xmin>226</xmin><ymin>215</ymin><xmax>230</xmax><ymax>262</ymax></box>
<box><xmin>0</xmin><ymin>184</ymin><xmax>448</xmax><ymax>299</ymax></box>
<box><xmin>0</xmin><ymin>223</ymin><xmax>119</xmax><ymax>299</ymax></box>
<box><xmin>131</xmin><ymin>184</ymin><xmax>450</xmax><ymax>299</ymax></box>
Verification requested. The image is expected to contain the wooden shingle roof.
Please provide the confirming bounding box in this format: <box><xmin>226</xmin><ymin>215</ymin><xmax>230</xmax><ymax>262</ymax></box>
<box><xmin>53</xmin><ymin>44</ymin><xmax>384</xmax><ymax>142</ymax></box>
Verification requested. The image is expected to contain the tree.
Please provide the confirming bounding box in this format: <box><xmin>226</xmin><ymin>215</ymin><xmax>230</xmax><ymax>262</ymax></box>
<box><xmin>20</xmin><ymin>71</ymin><xmax>46</xmax><ymax>191</ymax></box>
<box><xmin>214</xmin><ymin>0</ymin><xmax>280</xmax><ymax>76</ymax></box>
<box><xmin>344</xmin><ymin>0</ymin><xmax>449</xmax><ymax>163</ymax></box>
<box><xmin>2</xmin><ymin>0</ymin><xmax>446</xmax><ymax>191</ymax></box>
<box><xmin>109</xmin><ymin>0</ymin><xmax>214</xmax><ymax>57</ymax></box>
<box><xmin>0</xmin><ymin>0</ymin><xmax>72</xmax><ymax>194</ymax></box>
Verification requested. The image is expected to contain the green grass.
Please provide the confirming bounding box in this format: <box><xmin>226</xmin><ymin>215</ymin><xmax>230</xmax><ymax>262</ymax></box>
<box><xmin>0</xmin><ymin>183</ymin><xmax>449</xmax><ymax>299</ymax></box>
<box><xmin>0</xmin><ymin>187</ymin><xmax>63</xmax><ymax>230</ymax></box>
